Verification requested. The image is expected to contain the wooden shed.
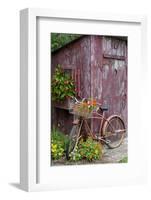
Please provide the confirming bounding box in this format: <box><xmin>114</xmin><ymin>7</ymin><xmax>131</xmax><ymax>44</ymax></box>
<box><xmin>51</xmin><ymin>35</ymin><xmax>127</xmax><ymax>135</ymax></box>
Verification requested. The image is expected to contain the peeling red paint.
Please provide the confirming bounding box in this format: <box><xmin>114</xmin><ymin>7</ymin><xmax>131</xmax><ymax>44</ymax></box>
<box><xmin>51</xmin><ymin>35</ymin><xmax>127</xmax><ymax>134</ymax></box>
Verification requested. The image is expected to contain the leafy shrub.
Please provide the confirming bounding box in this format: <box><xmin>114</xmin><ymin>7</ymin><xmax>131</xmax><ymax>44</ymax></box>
<box><xmin>69</xmin><ymin>146</ymin><xmax>83</xmax><ymax>161</ymax></box>
<box><xmin>51</xmin><ymin>65</ymin><xmax>75</xmax><ymax>102</ymax></box>
<box><xmin>51</xmin><ymin>33</ymin><xmax>81</xmax><ymax>52</ymax></box>
<box><xmin>51</xmin><ymin>143</ymin><xmax>64</xmax><ymax>160</ymax></box>
<box><xmin>70</xmin><ymin>137</ymin><xmax>103</xmax><ymax>162</ymax></box>
<box><xmin>51</xmin><ymin>128</ymin><xmax>69</xmax><ymax>160</ymax></box>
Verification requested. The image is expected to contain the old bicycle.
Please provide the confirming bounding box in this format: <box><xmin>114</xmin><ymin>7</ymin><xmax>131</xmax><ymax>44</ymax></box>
<box><xmin>66</xmin><ymin>97</ymin><xmax>126</xmax><ymax>160</ymax></box>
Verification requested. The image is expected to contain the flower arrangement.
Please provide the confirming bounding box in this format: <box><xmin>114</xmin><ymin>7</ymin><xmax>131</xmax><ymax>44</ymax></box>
<box><xmin>72</xmin><ymin>99</ymin><xmax>97</xmax><ymax>118</ymax></box>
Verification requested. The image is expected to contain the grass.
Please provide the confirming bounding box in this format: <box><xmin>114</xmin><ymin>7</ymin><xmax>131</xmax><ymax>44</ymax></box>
<box><xmin>119</xmin><ymin>156</ymin><xmax>128</xmax><ymax>163</ymax></box>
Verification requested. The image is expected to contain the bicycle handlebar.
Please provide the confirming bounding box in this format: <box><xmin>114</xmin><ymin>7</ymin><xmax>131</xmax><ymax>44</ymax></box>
<box><xmin>72</xmin><ymin>97</ymin><xmax>86</xmax><ymax>103</ymax></box>
<box><xmin>71</xmin><ymin>96</ymin><xmax>102</xmax><ymax>107</ymax></box>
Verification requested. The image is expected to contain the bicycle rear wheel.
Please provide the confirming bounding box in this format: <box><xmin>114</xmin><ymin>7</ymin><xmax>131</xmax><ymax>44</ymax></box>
<box><xmin>102</xmin><ymin>115</ymin><xmax>126</xmax><ymax>149</ymax></box>
<box><xmin>66</xmin><ymin>124</ymin><xmax>80</xmax><ymax>160</ymax></box>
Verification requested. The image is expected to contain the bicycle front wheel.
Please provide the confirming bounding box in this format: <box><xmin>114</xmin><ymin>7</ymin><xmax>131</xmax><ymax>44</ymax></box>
<box><xmin>102</xmin><ymin>115</ymin><xmax>126</xmax><ymax>149</ymax></box>
<box><xmin>66</xmin><ymin>124</ymin><xmax>80</xmax><ymax>160</ymax></box>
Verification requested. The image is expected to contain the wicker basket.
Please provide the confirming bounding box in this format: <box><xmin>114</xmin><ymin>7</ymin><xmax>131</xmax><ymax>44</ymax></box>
<box><xmin>70</xmin><ymin>101</ymin><xmax>96</xmax><ymax>118</ymax></box>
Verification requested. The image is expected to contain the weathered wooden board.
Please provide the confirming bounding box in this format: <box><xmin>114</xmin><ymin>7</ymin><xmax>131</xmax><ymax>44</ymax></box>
<box><xmin>101</xmin><ymin>37</ymin><xmax>127</xmax><ymax>127</ymax></box>
<box><xmin>51</xmin><ymin>36</ymin><xmax>91</xmax><ymax>134</ymax></box>
<box><xmin>51</xmin><ymin>35</ymin><xmax>127</xmax><ymax>134</ymax></box>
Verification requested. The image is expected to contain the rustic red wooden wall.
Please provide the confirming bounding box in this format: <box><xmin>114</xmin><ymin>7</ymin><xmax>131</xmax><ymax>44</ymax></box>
<box><xmin>51</xmin><ymin>35</ymin><xmax>127</xmax><ymax>134</ymax></box>
<box><xmin>51</xmin><ymin>36</ymin><xmax>91</xmax><ymax>134</ymax></box>
<box><xmin>102</xmin><ymin>36</ymin><xmax>127</xmax><ymax>127</ymax></box>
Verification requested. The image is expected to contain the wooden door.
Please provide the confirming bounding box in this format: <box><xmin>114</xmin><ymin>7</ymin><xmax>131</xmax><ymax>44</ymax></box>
<box><xmin>102</xmin><ymin>37</ymin><xmax>127</xmax><ymax>126</ymax></box>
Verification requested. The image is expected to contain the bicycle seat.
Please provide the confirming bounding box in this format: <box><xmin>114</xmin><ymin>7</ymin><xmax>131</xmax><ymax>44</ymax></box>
<box><xmin>100</xmin><ymin>106</ymin><xmax>108</xmax><ymax>111</ymax></box>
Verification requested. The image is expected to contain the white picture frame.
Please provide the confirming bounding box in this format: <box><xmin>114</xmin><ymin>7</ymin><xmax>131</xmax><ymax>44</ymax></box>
<box><xmin>20</xmin><ymin>8</ymin><xmax>147</xmax><ymax>192</ymax></box>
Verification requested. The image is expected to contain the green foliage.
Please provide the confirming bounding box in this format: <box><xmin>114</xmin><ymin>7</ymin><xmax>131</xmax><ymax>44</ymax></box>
<box><xmin>51</xmin><ymin>33</ymin><xmax>81</xmax><ymax>52</ymax></box>
<box><xmin>78</xmin><ymin>138</ymin><xmax>103</xmax><ymax>161</ymax></box>
<box><xmin>70</xmin><ymin>137</ymin><xmax>103</xmax><ymax>162</ymax></box>
<box><xmin>51</xmin><ymin>128</ymin><xmax>69</xmax><ymax>160</ymax></box>
<box><xmin>51</xmin><ymin>65</ymin><xmax>75</xmax><ymax>101</ymax></box>
<box><xmin>69</xmin><ymin>146</ymin><xmax>82</xmax><ymax>161</ymax></box>
<box><xmin>119</xmin><ymin>156</ymin><xmax>128</xmax><ymax>163</ymax></box>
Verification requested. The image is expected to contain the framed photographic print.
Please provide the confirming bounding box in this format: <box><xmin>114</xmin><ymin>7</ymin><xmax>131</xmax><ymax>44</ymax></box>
<box><xmin>20</xmin><ymin>8</ymin><xmax>147</xmax><ymax>191</ymax></box>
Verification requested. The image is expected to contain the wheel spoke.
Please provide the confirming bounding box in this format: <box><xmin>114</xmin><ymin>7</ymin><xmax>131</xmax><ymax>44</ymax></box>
<box><xmin>103</xmin><ymin>116</ymin><xmax>125</xmax><ymax>148</ymax></box>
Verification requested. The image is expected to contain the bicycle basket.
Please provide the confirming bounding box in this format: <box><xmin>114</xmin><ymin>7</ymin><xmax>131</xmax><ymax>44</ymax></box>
<box><xmin>70</xmin><ymin>101</ymin><xmax>97</xmax><ymax>118</ymax></box>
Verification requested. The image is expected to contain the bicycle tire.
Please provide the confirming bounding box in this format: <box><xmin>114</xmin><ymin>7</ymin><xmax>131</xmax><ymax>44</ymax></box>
<box><xmin>102</xmin><ymin>115</ymin><xmax>126</xmax><ymax>149</ymax></box>
<box><xmin>66</xmin><ymin>124</ymin><xmax>80</xmax><ymax>160</ymax></box>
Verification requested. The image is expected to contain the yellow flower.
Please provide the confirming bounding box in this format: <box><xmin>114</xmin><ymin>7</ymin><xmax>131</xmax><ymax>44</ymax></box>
<box><xmin>52</xmin><ymin>144</ymin><xmax>57</xmax><ymax>149</ymax></box>
<box><xmin>51</xmin><ymin>148</ymin><xmax>55</xmax><ymax>153</ymax></box>
<box><xmin>95</xmin><ymin>149</ymin><xmax>98</xmax><ymax>154</ymax></box>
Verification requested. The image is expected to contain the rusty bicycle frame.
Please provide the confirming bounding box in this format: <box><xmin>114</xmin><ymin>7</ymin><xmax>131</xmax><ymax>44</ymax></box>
<box><xmin>72</xmin><ymin>107</ymin><xmax>110</xmax><ymax>150</ymax></box>
<box><xmin>70</xmin><ymin>98</ymin><xmax>126</xmax><ymax>152</ymax></box>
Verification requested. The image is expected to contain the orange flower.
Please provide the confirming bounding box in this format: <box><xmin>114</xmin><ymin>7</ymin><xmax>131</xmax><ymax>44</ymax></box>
<box><xmin>92</xmin><ymin>100</ymin><xmax>97</xmax><ymax>106</ymax></box>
